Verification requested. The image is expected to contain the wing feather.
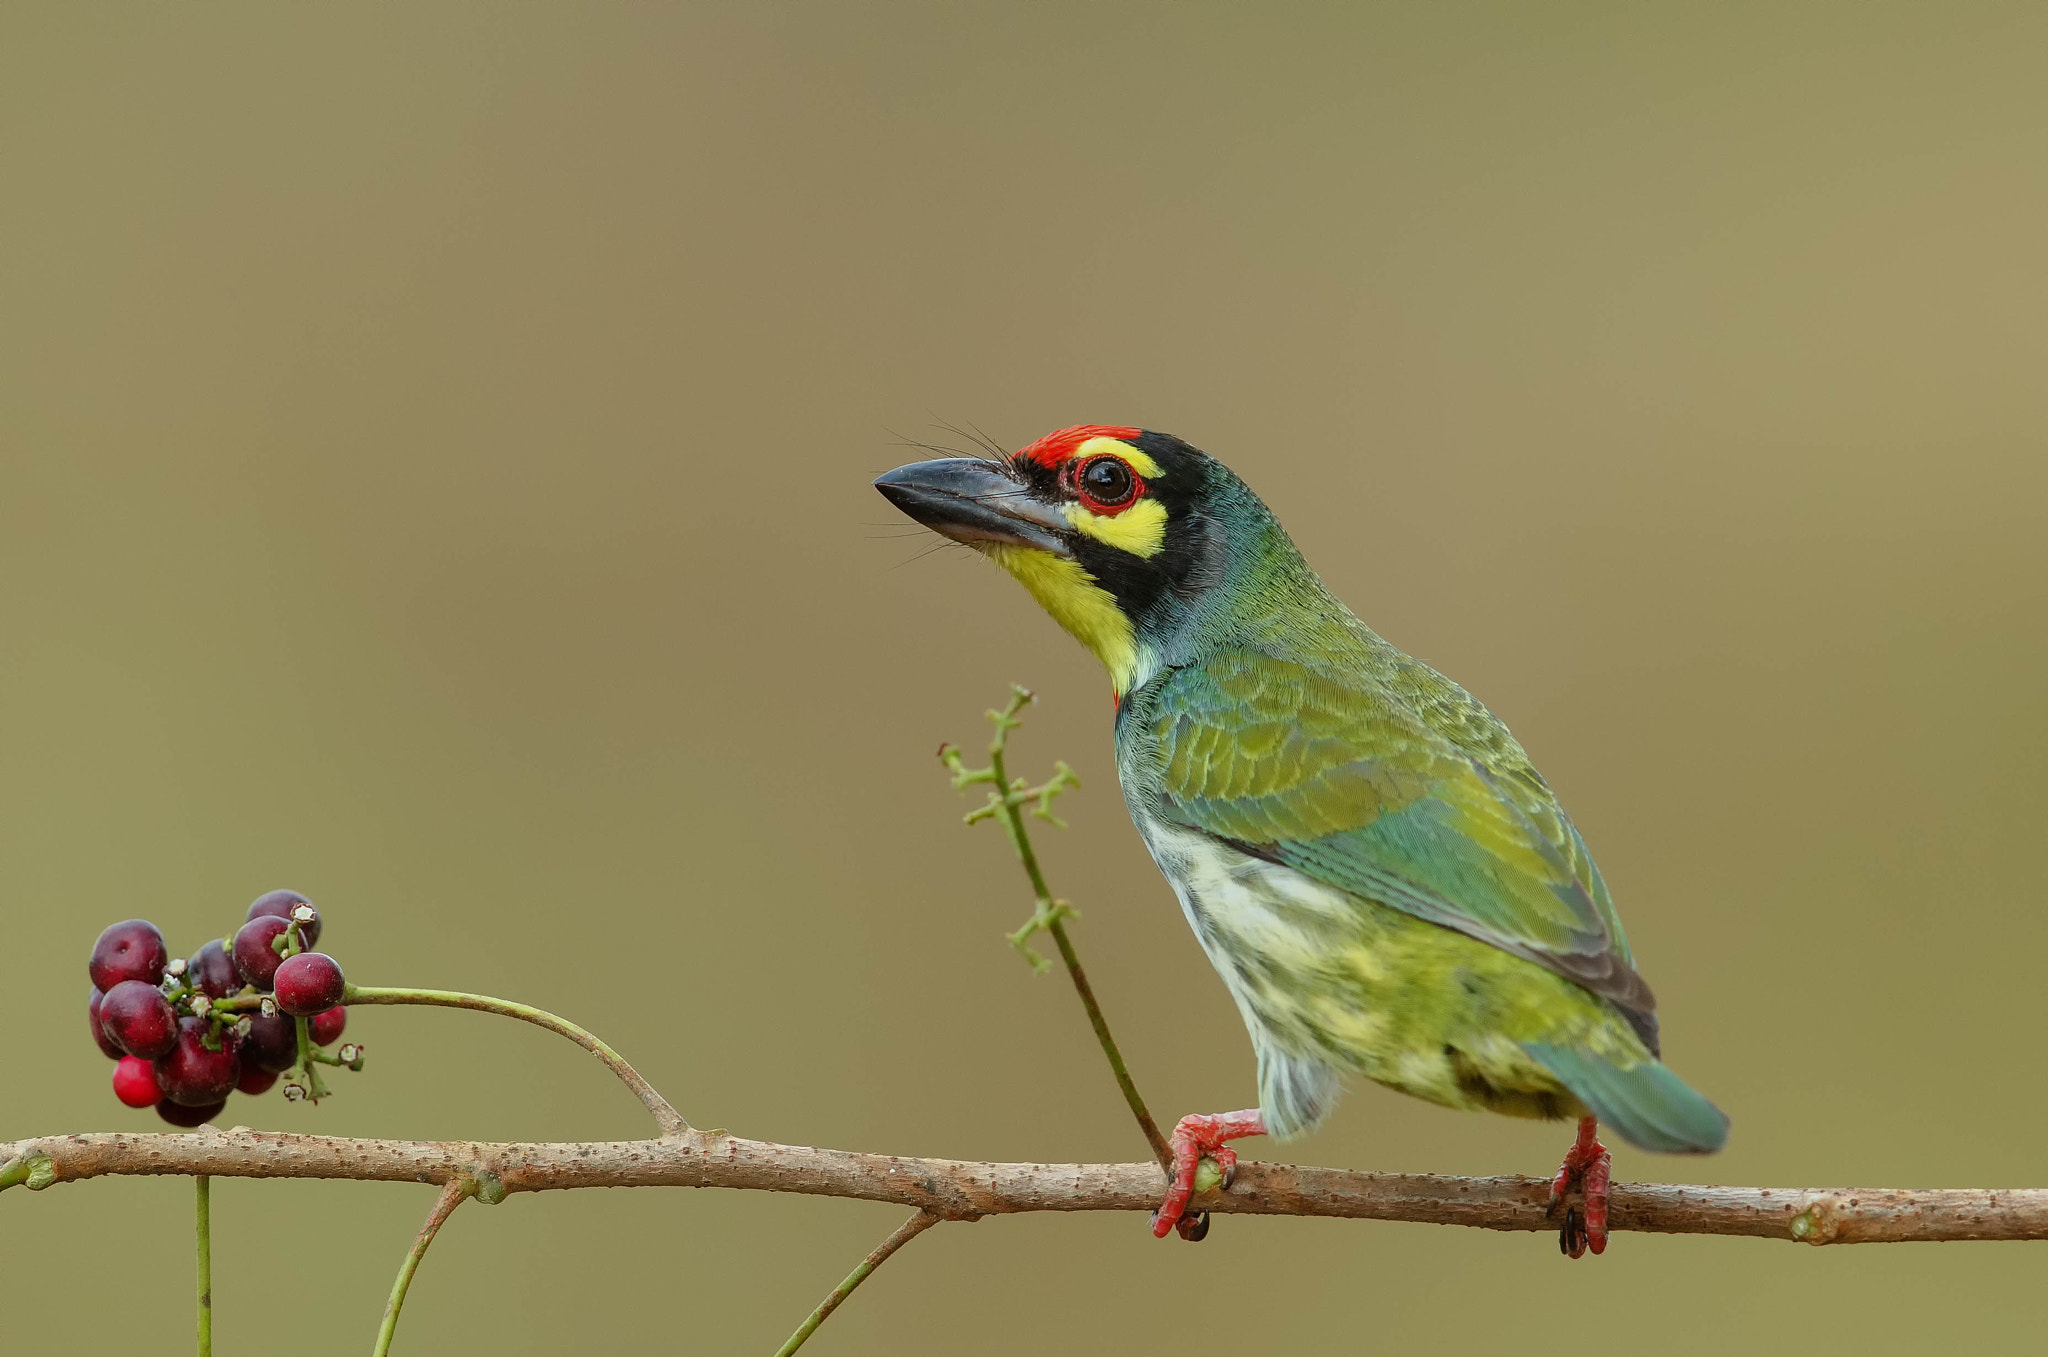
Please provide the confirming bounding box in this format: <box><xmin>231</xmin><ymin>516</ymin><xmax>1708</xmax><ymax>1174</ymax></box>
<box><xmin>1143</xmin><ymin>650</ymin><xmax>1658</xmax><ymax>1025</ymax></box>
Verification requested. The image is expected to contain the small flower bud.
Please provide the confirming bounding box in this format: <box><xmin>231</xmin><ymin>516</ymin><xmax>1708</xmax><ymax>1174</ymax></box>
<box><xmin>292</xmin><ymin>905</ymin><xmax>315</xmax><ymax>923</ymax></box>
<box><xmin>166</xmin><ymin>958</ymin><xmax>188</xmax><ymax>977</ymax></box>
<box><xmin>260</xmin><ymin>997</ymin><xmax>278</xmax><ymax>1017</ymax></box>
<box><xmin>233</xmin><ymin>1016</ymin><xmax>254</xmax><ymax>1039</ymax></box>
<box><xmin>190</xmin><ymin>994</ymin><xmax>212</xmax><ymax>1019</ymax></box>
<box><xmin>282</xmin><ymin>1081</ymin><xmax>307</xmax><ymax>1102</ymax></box>
<box><xmin>338</xmin><ymin>1044</ymin><xmax>361</xmax><ymax>1063</ymax></box>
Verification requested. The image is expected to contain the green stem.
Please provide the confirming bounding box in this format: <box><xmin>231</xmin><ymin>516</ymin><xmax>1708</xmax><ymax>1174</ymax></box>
<box><xmin>1040</xmin><ymin>916</ymin><xmax>1167</xmax><ymax>1168</ymax></box>
<box><xmin>195</xmin><ymin>1176</ymin><xmax>212</xmax><ymax>1357</ymax></box>
<box><xmin>372</xmin><ymin>1180</ymin><xmax>470</xmax><ymax>1357</ymax></box>
<box><xmin>293</xmin><ymin>1013</ymin><xmax>332</xmax><ymax>1102</ymax></box>
<box><xmin>984</xmin><ymin>707</ymin><xmax>1054</xmax><ymax>907</ymax></box>
<box><xmin>342</xmin><ymin>985</ymin><xmax>689</xmax><ymax>1137</ymax></box>
<box><xmin>774</xmin><ymin>1210</ymin><xmax>939</xmax><ymax>1357</ymax></box>
<box><xmin>981</xmin><ymin>690</ymin><xmax>1171</xmax><ymax>1170</ymax></box>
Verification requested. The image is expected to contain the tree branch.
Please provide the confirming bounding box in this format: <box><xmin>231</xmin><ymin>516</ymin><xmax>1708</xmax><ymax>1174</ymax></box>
<box><xmin>5</xmin><ymin>1127</ymin><xmax>2040</xmax><ymax>1245</ymax></box>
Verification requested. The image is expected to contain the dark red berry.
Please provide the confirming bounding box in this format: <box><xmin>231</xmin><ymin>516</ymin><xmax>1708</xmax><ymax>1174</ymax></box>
<box><xmin>112</xmin><ymin>1055</ymin><xmax>162</xmax><ymax>1108</ymax></box>
<box><xmin>156</xmin><ymin>1098</ymin><xmax>227</xmax><ymax>1128</ymax></box>
<box><xmin>274</xmin><ymin>953</ymin><xmax>346</xmax><ymax>1016</ymax></box>
<box><xmin>155</xmin><ymin>1018</ymin><xmax>241</xmax><ymax>1106</ymax></box>
<box><xmin>99</xmin><ymin>980</ymin><xmax>179</xmax><ymax>1059</ymax></box>
<box><xmin>245</xmin><ymin>890</ymin><xmax>321</xmax><ymax>948</ymax></box>
<box><xmin>236</xmin><ymin>1065</ymin><xmax>279</xmax><ymax>1096</ymax></box>
<box><xmin>89</xmin><ymin>988</ymin><xmax>124</xmax><ymax>1060</ymax></box>
<box><xmin>188</xmin><ymin>939</ymin><xmax>239</xmax><ymax>999</ymax></box>
<box><xmin>242</xmin><ymin>1012</ymin><xmax>300</xmax><ymax>1072</ymax></box>
<box><xmin>309</xmin><ymin>1006</ymin><xmax>347</xmax><ymax>1047</ymax></box>
<box><xmin>89</xmin><ymin>920</ymin><xmax>169</xmax><ymax>991</ymax></box>
<box><xmin>232</xmin><ymin>915</ymin><xmax>292</xmax><ymax>990</ymax></box>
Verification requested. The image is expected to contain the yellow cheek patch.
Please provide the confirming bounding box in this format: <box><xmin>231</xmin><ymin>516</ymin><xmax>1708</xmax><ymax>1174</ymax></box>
<box><xmin>983</xmin><ymin>544</ymin><xmax>1143</xmax><ymax>694</ymax></box>
<box><xmin>1073</xmin><ymin>436</ymin><xmax>1163</xmax><ymax>479</ymax></box>
<box><xmin>1062</xmin><ymin>496</ymin><xmax>1168</xmax><ymax>558</ymax></box>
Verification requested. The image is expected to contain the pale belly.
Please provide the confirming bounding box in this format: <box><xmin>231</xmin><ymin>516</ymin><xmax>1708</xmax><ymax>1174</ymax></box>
<box><xmin>1131</xmin><ymin>810</ymin><xmax>1596</xmax><ymax>1138</ymax></box>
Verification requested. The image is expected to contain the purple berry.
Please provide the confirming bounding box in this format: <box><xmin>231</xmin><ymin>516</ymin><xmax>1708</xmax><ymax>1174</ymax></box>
<box><xmin>154</xmin><ymin>1018</ymin><xmax>241</xmax><ymax>1106</ymax></box>
<box><xmin>274</xmin><ymin>953</ymin><xmax>346</xmax><ymax>1016</ymax></box>
<box><xmin>236</xmin><ymin>1065</ymin><xmax>279</xmax><ymax>1096</ymax></box>
<box><xmin>88</xmin><ymin>988</ymin><xmax>124</xmax><ymax>1061</ymax></box>
<box><xmin>98</xmin><ymin>980</ymin><xmax>179</xmax><ymax>1059</ymax></box>
<box><xmin>113</xmin><ymin>1056</ymin><xmax>162</xmax><ymax>1108</ymax></box>
<box><xmin>89</xmin><ymin>920</ymin><xmax>168</xmax><ymax>991</ymax></box>
<box><xmin>231</xmin><ymin>915</ymin><xmax>292</xmax><ymax>990</ymax></box>
<box><xmin>156</xmin><ymin>1098</ymin><xmax>227</xmax><ymax>1128</ymax></box>
<box><xmin>188</xmin><ymin>939</ymin><xmax>239</xmax><ymax>999</ymax></box>
<box><xmin>245</xmin><ymin>890</ymin><xmax>320</xmax><ymax>948</ymax></box>
<box><xmin>242</xmin><ymin>1012</ymin><xmax>300</xmax><ymax>1073</ymax></box>
<box><xmin>309</xmin><ymin>1006</ymin><xmax>347</xmax><ymax>1047</ymax></box>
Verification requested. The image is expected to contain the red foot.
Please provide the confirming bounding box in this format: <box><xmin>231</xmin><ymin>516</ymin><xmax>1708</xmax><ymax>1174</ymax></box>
<box><xmin>1549</xmin><ymin>1115</ymin><xmax>1612</xmax><ymax>1259</ymax></box>
<box><xmin>1152</xmin><ymin>1109</ymin><xmax>1266</xmax><ymax>1240</ymax></box>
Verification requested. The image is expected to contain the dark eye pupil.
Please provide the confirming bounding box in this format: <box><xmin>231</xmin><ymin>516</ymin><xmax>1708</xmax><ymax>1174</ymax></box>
<box><xmin>1081</xmin><ymin>457</ymin><xmax>1133</xmax><ymax>503</ymax></box>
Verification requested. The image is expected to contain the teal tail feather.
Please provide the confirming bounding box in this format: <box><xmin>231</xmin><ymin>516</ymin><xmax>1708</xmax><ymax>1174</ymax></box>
<box><xmin>1522</xmin><ymin>1043</ymin><xmax>1730</xmax><ymax>1154</ymax></box>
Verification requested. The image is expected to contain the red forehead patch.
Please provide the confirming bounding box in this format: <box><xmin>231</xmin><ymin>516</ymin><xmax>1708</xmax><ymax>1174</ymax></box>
<box><xmin>1014</xmin><ymin>424</ymin><xmax>1143</xmax><ymax>468</ymax></box>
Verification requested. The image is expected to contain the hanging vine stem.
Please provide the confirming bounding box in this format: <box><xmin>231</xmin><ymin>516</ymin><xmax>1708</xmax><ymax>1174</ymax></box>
<box><xmin>195</xmin><ymin>1175</ymin><xmax>212</xmax><ymax>1357</ymax></box>
<box><xmin>372</xmin><ymin>1179</ymin><xmax>474</xmax><ymax>1357</ymax></box>
<box><xmin>340</xmin><ymin>985</ymin><xmax>689</xmax><ymax>1138</ymax></box>
<box><xmin>774</xmin><ymin>1210</ymin><xmax>941</xmax><ymax>1356</ymax></box>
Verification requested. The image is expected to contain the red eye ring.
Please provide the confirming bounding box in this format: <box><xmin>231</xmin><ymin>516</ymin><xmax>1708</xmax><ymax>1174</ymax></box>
<box><xmin>1070</xmin><ymin>454</ymin><xmax>1143</xmax><ymax>514</ymax></box>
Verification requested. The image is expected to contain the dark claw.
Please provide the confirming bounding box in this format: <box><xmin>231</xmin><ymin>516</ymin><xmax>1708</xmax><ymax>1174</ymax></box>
<box><xmin>1176</xmin><ymin>1211</ymin><xmax>1211</xmax><ymax>1242</ymax></box>
<box><xmin>1559</xmin><ymin>1207</ymin><xmax>1587</xmax><ymax>1259</ymax></box>
<box><xmin>1219</xmin><ymin>1158</ymin><xmax>1236</xmax><ymax>1191</ymax></box>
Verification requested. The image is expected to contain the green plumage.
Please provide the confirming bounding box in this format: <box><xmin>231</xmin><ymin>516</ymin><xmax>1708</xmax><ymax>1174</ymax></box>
<box><xmin>1522</xmin><ymin>1045</ymin><xmax>1732</xmax><ymax>1155</ymax></box>
<box><xmin>1107</xmin><ymin>445</ymin><xmax>1726</xmax><ymax>1153</ymax></box>
<box><xmin>875</xmin><ymin>428</ymin><xmax>1729</xmax><ymax>1158</ymax></box>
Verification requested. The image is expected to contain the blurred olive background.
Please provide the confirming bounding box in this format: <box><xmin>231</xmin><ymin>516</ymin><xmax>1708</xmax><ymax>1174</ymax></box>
<box><xmin>4</xmin><ymin>3</ymin><xmax>2046</xmax><ymax>1353</ymax></box>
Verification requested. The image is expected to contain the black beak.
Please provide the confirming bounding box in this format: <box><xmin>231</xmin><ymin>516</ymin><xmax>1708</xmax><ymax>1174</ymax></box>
<box><xmin>873</xmin><ymin>458</ymin><xmax>1074</xmax><ymax>557</ymax></box>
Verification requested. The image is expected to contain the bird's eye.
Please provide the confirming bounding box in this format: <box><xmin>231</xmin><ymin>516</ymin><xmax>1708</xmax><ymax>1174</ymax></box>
<box><xmin>1073</xmin><ymin>455</ymin><xmax>1140</xmax><ymax>512</ymax></box>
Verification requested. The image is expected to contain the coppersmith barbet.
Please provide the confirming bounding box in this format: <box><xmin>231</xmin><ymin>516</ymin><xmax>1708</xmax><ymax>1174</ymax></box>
<box><xmin>875</xmin><ymin>425</ymin><xmax>1728</xmax><ymax>1255</ymax></box>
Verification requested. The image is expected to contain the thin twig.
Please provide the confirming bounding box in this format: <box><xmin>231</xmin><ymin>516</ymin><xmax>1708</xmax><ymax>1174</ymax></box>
<box><xmin>944</xmin><ymin>687</ymin><xmax>1171</xmax><ymax>1168</ymax></box>
<box><xmin>1038</xmin><ymin>920</ymin><xmax>1167</xmax><ymax>1168</ymax></box>
<box><xmin>774</xmin><ymin>1210</ymin><xmax>940</xmax><ymax>1356</ymax></box>
<box><xmin>342</xmin><ymin>985</ymin><xmax>689</xmax><ymax>1137</ymax></box>
<box><xmin>195</xmin><ymin>1176</ymin><xmax>212</xmax><ymax>1357</ymax></box>
<box><xmin>7</xmin><ymin>1127</ymin><xmax>2044</xmax><ymax>1245</ymax></box>
<box><xmin>372</xmin><ymin>1180</ymin><xmax>472</xmax><ymax>1357</ymax></box>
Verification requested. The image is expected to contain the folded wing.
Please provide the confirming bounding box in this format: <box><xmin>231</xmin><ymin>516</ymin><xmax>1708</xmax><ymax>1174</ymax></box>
<box><xmin>1146</xmin><ymin>649</ymin><xmax>1658</xmax><ymax>1037</ymax></box>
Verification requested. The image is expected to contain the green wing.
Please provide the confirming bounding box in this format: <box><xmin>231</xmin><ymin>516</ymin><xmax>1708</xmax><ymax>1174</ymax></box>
<box><xmin>1144</xmin><ymin>647</ymin><xmax>1657</xmax><ymax>1023</ymax></box>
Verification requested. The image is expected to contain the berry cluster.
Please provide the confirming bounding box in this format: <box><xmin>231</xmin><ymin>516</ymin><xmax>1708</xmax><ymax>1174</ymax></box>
<box><xmin>87</xmin><ymin>890</ymin><xmax>363</xmax><ymax>1127</ymax></box>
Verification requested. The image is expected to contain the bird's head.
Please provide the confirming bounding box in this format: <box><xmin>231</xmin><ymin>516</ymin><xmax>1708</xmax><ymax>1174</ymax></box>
<box><xmin>876</xmin><ymin>425</ymin><xmax>1297</xmax><ymax>696</ymax></box>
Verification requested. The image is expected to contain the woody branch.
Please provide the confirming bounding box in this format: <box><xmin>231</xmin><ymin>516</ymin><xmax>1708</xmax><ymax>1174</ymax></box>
<box><xmin>4</xmin><ymin>1128</ymin><xmax>2041</xmax><ymax>1246</ymax></box>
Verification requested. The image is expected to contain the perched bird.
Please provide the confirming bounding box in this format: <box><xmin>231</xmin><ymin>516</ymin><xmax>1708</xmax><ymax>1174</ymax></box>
<box><xmin>876</xmin><ymin>425</ymin><xmax>1727</xmax><ymax>1256</ymax></box>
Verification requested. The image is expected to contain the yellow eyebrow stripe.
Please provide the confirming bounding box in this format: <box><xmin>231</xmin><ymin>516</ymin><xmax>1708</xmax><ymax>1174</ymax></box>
<box><xmin>1073</xmin><ymin>435</ymin><xmax>1163</xmax><ymax>479</ymax></box>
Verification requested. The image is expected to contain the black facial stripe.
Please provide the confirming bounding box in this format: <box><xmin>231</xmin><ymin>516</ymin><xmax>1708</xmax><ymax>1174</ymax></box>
<box><xmin>1073</xmin><ymin>537</ymin><xmax>1169</xmax><ymax>614</ymax></box>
